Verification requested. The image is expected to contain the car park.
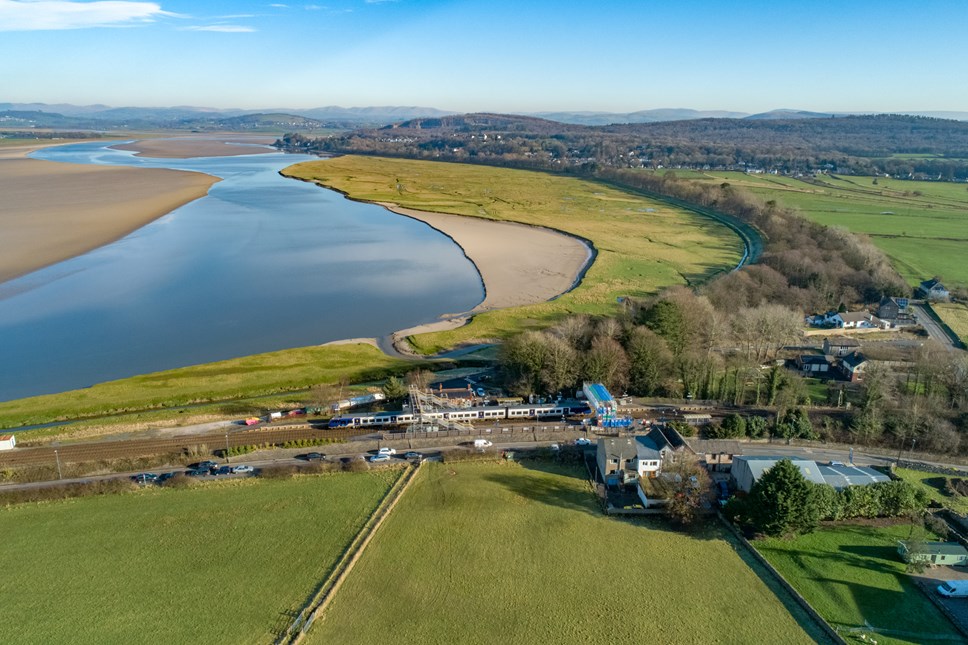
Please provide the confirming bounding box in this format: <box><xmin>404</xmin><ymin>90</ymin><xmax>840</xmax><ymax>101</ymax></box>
<box><xmin>232</xmin><ymin>465</ymin><xmax>254</xmax><ymax>474</ymax></box>
<box><xmin>131</xmin><ymin>473</ymin><xmax>158</xmax><ymax>484</ymax></box>
<box><xmin>377</xmin><ymin>447</ymin><xmax>396</xmax><ymax>456</ymax></box>
<box><xmin>370</xmin><ymin>453</ymin><xmax>391</xmax><ymax>463</ymax></box>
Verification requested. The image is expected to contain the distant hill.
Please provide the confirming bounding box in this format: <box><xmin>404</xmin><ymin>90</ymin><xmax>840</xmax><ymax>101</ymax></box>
<box><xmin>530</xmin><ymin>108</ymin><xmax>749</xmax><ymax>125</ymax></box>
<box><xmin>744</xmin><ymin>108</ymin><xmax>837</xmax><ymax>120</ymax></box>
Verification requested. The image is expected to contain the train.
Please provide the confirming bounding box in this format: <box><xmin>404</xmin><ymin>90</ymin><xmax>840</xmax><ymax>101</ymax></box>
<box><xmin>328</xmin><ymin>402</ymin><xmax>591</xmax><ymax>429</ymax></box>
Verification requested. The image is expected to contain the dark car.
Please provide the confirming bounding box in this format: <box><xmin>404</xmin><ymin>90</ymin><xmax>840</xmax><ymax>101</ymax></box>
<box><xmin>130</xmin><ymin>473</ymin><xmax>159</xmax><ymax>484</ymax></box>
<box><xmin>186</xmin><ymin>468</ymin><xmax>210</xmax><ymax>477</ymax></box>
<box><xmin>300</xmin><ymin>452</ymin><xmax>325</xmax><ymax>461</ymax></box>
<box><xmin>191</xmin><ymin>460</ymin><xmax>219</xmax><ymax>470</ymax></box>
<box><xmin>213</xmin><ymin>465</ymin><xmax>233</xmax><ymax>476</ymax></box>
<box><xmin>716</xmin><ymin>480</ymin><xmax>730</xmax><ymax>500</ymax></box>
<box><xmin>156</xmin><ymin>472</ymin><xmax>176</xmax><ymax>483</ymax></box>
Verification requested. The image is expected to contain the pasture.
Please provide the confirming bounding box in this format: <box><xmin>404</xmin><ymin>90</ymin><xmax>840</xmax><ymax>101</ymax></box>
<box><xmin>306</xmin><ymin>461</ymin><xmax>826</xmax><ymax>644</ymax></box>
<box><xmin>933</xmin><ymin>302</ymin><xmax>968</xmax><ymax>346</ymax></box>
<box><xmin>893</xmin><ymin>466</ymin><xmax>968</xmax><ymax>514</ymax></box>
<box><xmin>663</xmin><ymin>169</ymin><xmax>968</xmax><ymax>287</ymax></box>
<box><xmin>284</xmin><ymin>156</ymin><xmax>743</xmax><ymax>353</ymax></box>
<box><xmin>0</xmin><ymin>471</ymin><xmax>400</xmax><ymax>644</ymax></box>
<box><xmin>756</xmin><ymin>523</ymin><xmax>962</xmax><ymax>645</ymax></box>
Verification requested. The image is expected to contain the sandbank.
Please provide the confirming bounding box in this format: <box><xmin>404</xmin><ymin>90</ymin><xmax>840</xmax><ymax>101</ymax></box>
<box><xmin>380</xmin><ymin>203</ymin><xmax>592</xmax><ymax>313</ymax></box>
<box><xmin>112</xmin><ymin>136</ymin><xmax>277</xmax><ymax>159</ymax></box>
<box><xmin>0</xmin><ymin>143</ymin><xmax>218</xmax><ymax>284</ymax></box>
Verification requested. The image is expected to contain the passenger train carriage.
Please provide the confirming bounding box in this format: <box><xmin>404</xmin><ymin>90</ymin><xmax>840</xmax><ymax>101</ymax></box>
<box><xmin>328</xmin><ymin>402</ymin><xmax>590</xmax><ymax>428</ymax></box>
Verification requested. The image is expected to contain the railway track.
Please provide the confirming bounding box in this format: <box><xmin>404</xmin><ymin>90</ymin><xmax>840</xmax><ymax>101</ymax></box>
<box><xmin>0</xmin><ymin>425</ymin><xmax>369</xmax><ymax>468</ymax></box>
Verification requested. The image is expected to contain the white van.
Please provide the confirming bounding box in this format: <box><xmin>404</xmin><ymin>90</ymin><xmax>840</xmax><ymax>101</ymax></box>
<box><xmin>937</xmin><ymin>580</ymin><xmax>968</xmax><ymax>598</ymax></box>
<box><xmin>473</xmin><ymin>439</ymin><xmax>493</xmax><ymax>449</ymax></box>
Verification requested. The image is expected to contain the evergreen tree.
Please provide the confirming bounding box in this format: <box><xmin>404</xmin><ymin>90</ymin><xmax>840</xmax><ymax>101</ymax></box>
<box><xmin>749</xmin><ymin>459</ymin><xmax>819</xmax><ymax>536</ymax></box>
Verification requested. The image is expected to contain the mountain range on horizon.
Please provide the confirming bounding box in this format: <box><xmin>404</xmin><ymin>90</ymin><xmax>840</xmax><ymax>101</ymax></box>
<box><xmin>2</xmin><ymin>102</ymin><xmax>968</xmax><ymax>130</ymax></box>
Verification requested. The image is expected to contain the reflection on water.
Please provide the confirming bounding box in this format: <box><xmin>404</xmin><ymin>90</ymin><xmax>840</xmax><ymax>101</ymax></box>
<box><xmin>0</xmin><ymin>143</ymin><xmax>483</xmax><ymax>401</ymax></box>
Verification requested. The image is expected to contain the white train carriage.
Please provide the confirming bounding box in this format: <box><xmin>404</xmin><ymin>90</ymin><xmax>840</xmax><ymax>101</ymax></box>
<box><xmin>328</xmin><ymin>402</ymin><xmax>588</xmax><ymax>428</ymax></box>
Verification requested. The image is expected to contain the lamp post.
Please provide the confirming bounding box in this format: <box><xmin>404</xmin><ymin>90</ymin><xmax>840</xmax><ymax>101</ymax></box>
<box><xmin>54</xmin><ymin>448</ymin><xmax>62</xmax><ymax>480</ymax></box>
<box><xmin>225</xmin><ymin>431</ymin><xmax>230</xmax><ymax>464</ymax></box>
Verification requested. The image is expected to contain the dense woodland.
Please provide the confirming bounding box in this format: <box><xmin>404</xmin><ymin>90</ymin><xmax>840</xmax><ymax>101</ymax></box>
<box><xmin>280</xmin><ymin>114</ymin><xmax>968</xmax><ymax>458</ymax></box>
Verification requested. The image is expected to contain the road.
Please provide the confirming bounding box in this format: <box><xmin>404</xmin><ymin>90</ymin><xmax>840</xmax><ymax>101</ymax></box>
<box><xmin>912</xmin><ymin>303</ymin><xmax>960</xmax><ymax>351</ymax></box>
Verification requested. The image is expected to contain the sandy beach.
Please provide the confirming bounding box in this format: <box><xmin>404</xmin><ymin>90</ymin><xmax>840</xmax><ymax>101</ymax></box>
<box><xmin>0</xmin><ymin>143</ymin><xmax>218</xmax><ymax>284</ymax></box>
<box><xmin>112</xmin><ymin>136</ymin><xmax>277</xmax><ymax>159</ymax></box>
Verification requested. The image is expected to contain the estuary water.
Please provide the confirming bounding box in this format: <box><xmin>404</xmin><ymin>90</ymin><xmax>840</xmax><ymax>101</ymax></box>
<box><xmin>0</xmin><ymin>143</ymin><xmax>483</xmax><ymax>401</ymax></box>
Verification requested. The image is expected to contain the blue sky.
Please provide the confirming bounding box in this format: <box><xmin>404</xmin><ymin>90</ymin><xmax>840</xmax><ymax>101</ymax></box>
<box><xmin>0</xmin><ymin>0</ymin><xmax>965</xmax><ymax>113</ymax></box>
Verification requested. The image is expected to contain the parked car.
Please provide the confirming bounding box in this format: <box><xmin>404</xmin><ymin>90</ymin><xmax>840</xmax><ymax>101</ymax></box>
<box><xmin>370</xmin><ymin>454</ymin><xmax>391</xmax><ymax>463</ymax></box>
<box><xmin>305</xmin><ymin>452</ymin><xmax>325</xmax><ymax>461</ymax></box>
<box><xmin>473</xmin><ymin>439</ymin><xmax>493</xmax><ymax>449</ymax></box>
<box><xmin>404</xmin><ymin>451</ymin><xmax>423</xmax><ymax>460</ymax></box>
<box><xmin>214</xmin><ymin>465</ymin><xmax>233</xmax><ymax>476</ymax></box>
<box><xmin>232</xmin><ymin>465</ymin><xmax>254</xmax><ymax>474</ymax></box>
<box><xmin>131</xmin><ymin>473</ymin><xmax>158</xmax><ymax>484</ymax></box>
<box><xmin>377</xmin><ymin>447</ymin><xmax>396</xmax><ymax>456</ymax></box>
<box><xmin>549</xmin><ymin>443</ymin><xmax>561</xmax><ymax>451</ymax></box>
<box><xmin>156</xmin><ymin>472</ymin><xmax>176</xmax><ymax>483</ymax></box>
<box><xmin>192</xmin><ymin>460</ymin><xmax>219</xmax><ymax>470</ymax></box>
<box><xmin>186</xmin><ymin>468</ymin><xmax>209</xmax><ymax>477</ymax></box>
<box><xmin>574</xmin><ymin>437</ymin><xmax>593</xmax><ymax>446</ymax></box>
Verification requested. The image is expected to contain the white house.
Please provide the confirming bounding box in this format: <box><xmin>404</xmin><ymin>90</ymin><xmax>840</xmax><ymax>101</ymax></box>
<box><xmin>0</xmin><ymin>434</ymin><xmax>16</xmax><ymax>451</ymax></box>
<box><xmin>918</xmin><ymin>279</ymin><xmax>950</xmax><ymax>301</ymax></box>
<box><xmin>830</xmin><ymin>311</ymin><xmax>888</xmax><ymax>329</ymax></box>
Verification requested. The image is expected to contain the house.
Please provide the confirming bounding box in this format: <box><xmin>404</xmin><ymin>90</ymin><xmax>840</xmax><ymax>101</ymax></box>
<box><xmin>829</xmin><ymin>311</ymin><xmax>888</xmax><ymax>329</ymax></box>
<box><xmin>898</xmin><ymin>541</ymin><xmax>968</xmax><ymax>566</ymax></box>
<box><xmin>918</xmin><ymin>279</ymin><xmax>950</xmax><ymax>301</ymax></box>
<box><xmin>691</xmin><ymin>439</ymin><xmax>742</xmax><ymax>472</ymax></box>
<box><xmin>823</xmin><ymin>336</ymin><xmax>860</xmax><ymax>357</ymax></box>
<box><xmin>0</xmin><ymin>434</ymin><xmax>15</xmax><ymax>451</ymax></box>
<box><xmin>839</xmin><ymin>352</ymin><xmax>868</xmax><ymax>382</ymax></box>
<box><xmin>797</xmin><ymin>354</ymin><xmax>834</xmax><ymax>374</ymax></box>
<box><xmin>731</xmin><ymin>456</ymin><xmax>827</xmax><ymax>493</ymax></box>
<box><xmin>596</xmin><ymin>437</ymin><xmax>639</xmax><ymax>486</ymax></box>
<box><xmin>633</xmin><ymin>427</ymin><xmax>683</xmax><ymax>477</ymax></box>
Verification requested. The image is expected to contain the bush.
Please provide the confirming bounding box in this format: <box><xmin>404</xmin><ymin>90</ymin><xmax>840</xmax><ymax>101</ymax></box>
<box><xmin>945</xmin><ymin>478</ymin><xmax>968</xmax><ymax>497</ymax></box>
<box><xmin>342</xmin><ymin>458</ymin><xmax>370</xmax><ymax>473</ymax></box>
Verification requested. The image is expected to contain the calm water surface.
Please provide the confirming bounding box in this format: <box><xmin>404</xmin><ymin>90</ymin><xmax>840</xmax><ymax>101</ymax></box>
<box><xmin>0</xmin><ymin>143</ymin><xmax>483</xmax><ymax>401</ymax></box>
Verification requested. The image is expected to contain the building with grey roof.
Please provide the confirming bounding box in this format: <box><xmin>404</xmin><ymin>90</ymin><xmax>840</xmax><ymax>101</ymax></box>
<box><xmin>731</xmin><ymin>456</ymin><xmax>826</xmax><ymax>493</ymax></box>
<box><xmin>817</xmin><ymin>463</ymin><xmax>889</xmax><ymax>489</ymax></box>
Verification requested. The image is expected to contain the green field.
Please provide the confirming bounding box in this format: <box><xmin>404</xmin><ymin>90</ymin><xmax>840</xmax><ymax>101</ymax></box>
<box><xmin>933</xmin><ymin>302</ymin><xmax>968</xmax><ymax>346</ymax></box>
<box><xmin>306</xmin><ymin>461</ymin><xmax>825</xmax><ymax>644</ymax></box>
<box><xmin>757</xmin><ymin>523</ymin><xmax>962</xmax><ymax>645</ymax></box>
<box><xmin>284</xmin><ymin>156</ymin><xmax>743</xmax><ymax>353</ymax></box>
<box><xmin>894</xmin><ymin>467</ymin><xmax>968</xmax><ymax>514</ymax></box>
<box><xmin>0</xmin><ymin>471</ymin><xmax>400</xmax><ymax>644</ymax></box>
<box><xmin>655</xmin><ymin>170</ymin><xmax>968</xmax><ymax>287</ymax></box>
<box><xmin>0</xmin><ymin>342</ymin><xmax>416</xmax><ymax>433</ymax></box>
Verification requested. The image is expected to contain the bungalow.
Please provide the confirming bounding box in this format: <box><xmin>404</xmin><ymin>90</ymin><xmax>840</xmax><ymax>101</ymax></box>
<box><xmin>797</xmin><ymin>354</ymin><xmax>834</xmax><ymax>374</ymax></box>
<box><xmin>0</xmin><ymin>434</ymin><xmax>15</xmax><ymax>451</ymax></box>
<box><xmin>898</xmin><ymin>541</ymin><xmax>968</xmax><ymax>566</ymax></box>
<box><xmin>823</xmin><ymin>336</ymin><xmax>860</xmax><ymax>357</ymax></box>
<box><xmin>918</xmin><ymin>279</ymin><xmax>950</xmax><ymax>301</ymax></box>
<box><xmin>839</xmin><ymin>352</ymin><xmax>868</xmax><ymax>382</ymax></box>
<box><xmin>830</xmin><ymin>311</ymin><xmax>888</xmax><ymax>330</ymax></box>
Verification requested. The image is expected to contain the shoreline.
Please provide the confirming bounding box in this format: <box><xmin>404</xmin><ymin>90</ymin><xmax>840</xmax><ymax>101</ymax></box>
<box><xmin>285</xmin><ymin>171</ymin><xmax>595</xmax><ymax>355</ymax></box>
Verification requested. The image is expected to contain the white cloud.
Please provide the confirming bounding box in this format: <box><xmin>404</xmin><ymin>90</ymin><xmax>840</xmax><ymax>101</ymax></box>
<box><xmin>268</xmin><ymin>3</ymin><xmax>288</xmax><ymax>7</ymax></box>
<box><xmin>0</xmin><ymin>0</ymin><xmax>171</xmax><ymax>31</ymax></box>
<box><xmin>182</xmin><ymin>24</ymin><xmax>255</xmax><ymax>32</ymax></box>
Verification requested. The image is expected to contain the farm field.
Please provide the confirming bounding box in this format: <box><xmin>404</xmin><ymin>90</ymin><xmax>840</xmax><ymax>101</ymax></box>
<box><xmin>756</xmin><ymin>523</ymin><xmax>962</xmax><ymax>645</ymax></box>
<box><xmin>893</xmin><ymin>467</ymin><xmax>968</xmax><ymax>514</ymax></box>
<box><xmin>306</xmin><ymin>461</ymin><xmax>827</xmax><ymax>644</ymax></box>
<box><xmin>660</xmin><ymin>170</ymin><xmax>968</xmax><ymax>287</ymax></box>
<box><xmin>933</xmin><ymin>302</ymin><xmax>968</xmax><ymax>346</ymax></box>
<box><xmin>284</xmin><ymin>156</ymin><xmax>744</xmax><ymax>353</ymax></box>
<box><xmin>0</xmin><ymin>342</ymin><xmax>415</xmax><ymax>433</ymax></box>
<box><xmin>0</xmin><ymin>471</ymin><xmax>400</xmax><ymax>644</ymax></box>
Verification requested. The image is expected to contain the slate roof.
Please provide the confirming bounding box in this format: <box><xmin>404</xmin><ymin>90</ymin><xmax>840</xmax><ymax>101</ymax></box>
<box><xmin>816</xmin><ymin>464</ymin><xmax>889</xmax><ymax>489</ymax></box>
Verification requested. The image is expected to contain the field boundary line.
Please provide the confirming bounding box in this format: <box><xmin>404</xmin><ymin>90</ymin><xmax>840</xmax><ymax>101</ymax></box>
<box><xmin>718</xmin><ymin>514</ymin><xmax>845</xmax><ymax>645</ymax></box>
<box><xmin>279</xmin><ymin>463</ymin><xmax>421</xmax><ymax>644</ymax></box>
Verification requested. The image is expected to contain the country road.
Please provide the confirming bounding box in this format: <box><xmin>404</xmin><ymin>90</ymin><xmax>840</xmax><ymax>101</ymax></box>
<box><xmin>912</xmin><ymin>303</ymin><xmax>961</xmax><ymax>351</ymax></box>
